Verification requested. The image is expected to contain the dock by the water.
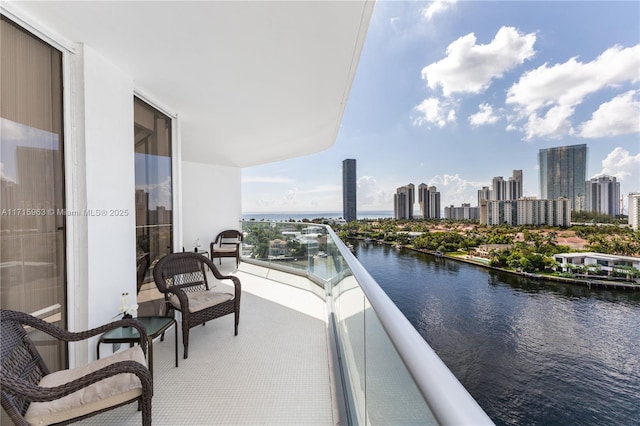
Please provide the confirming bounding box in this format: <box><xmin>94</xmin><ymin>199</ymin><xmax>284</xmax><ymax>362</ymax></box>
<box><xmin>520</xmin><ymin>272</ymin><xmax>640</xmax><ymax>291</ymax></box>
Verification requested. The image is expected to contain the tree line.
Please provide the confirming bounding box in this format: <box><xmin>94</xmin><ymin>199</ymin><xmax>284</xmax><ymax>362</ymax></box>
<box><xmin>333</xmin><ymin>219</ymin><xmax>640</xmax><ymax>279</ymax></box>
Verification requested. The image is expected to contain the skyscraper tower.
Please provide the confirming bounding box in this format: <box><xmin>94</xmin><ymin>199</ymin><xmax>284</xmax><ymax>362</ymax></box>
<box><xmin>418</xmin><ymin>184</ymin><xmax>441</xmax><ymax>219</ymax></box>
<box><xmin>539</xmin><ymin>144</ymin><xmax>587</xmax><ymax>210</ymax></box>
<box><xmin>478</xmin><ymin>186</ymin><xmax>491</xmax><ymax>206</ymax></box>
<box><xmin>394</xmin><ymin>184</ymin><xmax>415</xmax><ymax>219</ymax></box>
<box><xmin>342</xmin><ymin>159</ymin><xmax>357</xmax><ymax>222</ymax></box>
<box><xmin>629</xmin><ymin>193</ymin><xmax>640</xmax><ymax>231</ymax></box>
<box><xmin>491</xmin><ymin>170</ymin><xmax>522</xmax><ymax>201</ymax></box>
<box><xmin>491</xmin><ymin>176</ymin><xmax>505</xmax><ymax>200</ymax></box>
<box><xmin>509</xmin><ymin>170</ymin><xmax>523</xmax><ymax>200</ymax></box>
<box><xmin>586</xmin><ymin>175</ymin><xmax>620</xmax><ymax>216</ymax></box>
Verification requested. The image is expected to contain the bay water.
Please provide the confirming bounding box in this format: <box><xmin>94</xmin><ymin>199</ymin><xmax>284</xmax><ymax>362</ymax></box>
<box><xmin>351</xmin><ymin>240</ymin><xmax>640</xmax><ymax>425</ymax></box>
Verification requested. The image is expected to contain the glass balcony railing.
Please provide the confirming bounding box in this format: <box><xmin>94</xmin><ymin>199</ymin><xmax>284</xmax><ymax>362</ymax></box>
<box><xmin>240</xmin><ymin>220</ymin><xmax>493</xmax><ymax>425</ymax></box>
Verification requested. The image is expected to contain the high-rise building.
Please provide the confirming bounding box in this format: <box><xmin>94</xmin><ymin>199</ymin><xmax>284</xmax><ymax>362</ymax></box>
<box><xmin>480</xmin><ymin>197</ymin><xmax>571</xmax><ymax>227</ymax></box>
<box><xmin>394</xmin><ymin>183</ymin><xmax>415</xmax><ymax>219</ymax></box>
<box><xmin>444</xmin><ymin>203</ymin><xmax>479</xmax><ymax>221</ymax></box>
<box><xmin>509</xmin><ymin>170</ymin><xmax>523</xmax><ymax>200</ymax></box>
<box><xmin>539</xmin><ymin>144</ymin><xmax>587</xmax><ymax>211</ymax></box>
<box><xmin>490</xmin><ymin>170</ymin><xmax>523</xmax><ymax>201</ymax></box>
<box><xmin>585</xmin><ymin>175</ymin><xmax>620</xmax><ymax>216</ymax></box>
<box><xmin>342</xmin><ymin>159</ymin><xmax>357</xmax><ymax>222</ymax></box>
<box><xmin>418</xmin><ymin>184</ymin><xmax>440</xmax><ymax>219</ymax></box>
<box><xmin>478</xmin><ymin>186</ymin><xmax>491</xmax><ymax>206</ymax></box>
<box><xmin>629</xmin><ymin>193</ymin><xmax>640</xmax><ymax>231</ymax></box>
<box><xmin>491</xmin><ymin>176</ymin><xmax>505</xmax><ymax>201</ymax></box>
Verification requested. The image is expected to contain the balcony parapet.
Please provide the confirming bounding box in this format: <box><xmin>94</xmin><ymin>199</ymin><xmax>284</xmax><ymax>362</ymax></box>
<box><xmin>240</xmin><ymin>221</ymin><xmax>493</xmax><ymax>425</ymax></box>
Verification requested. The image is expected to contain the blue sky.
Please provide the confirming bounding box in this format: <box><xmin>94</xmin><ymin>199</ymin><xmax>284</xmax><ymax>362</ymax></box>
<box><xmin>242</xmin><ymin>1</ymin><xmax>640</xmax><ymax>215</ymax></box>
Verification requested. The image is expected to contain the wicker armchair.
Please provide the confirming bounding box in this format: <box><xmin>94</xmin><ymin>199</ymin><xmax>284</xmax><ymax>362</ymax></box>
<box><xmin>210</xmin><ymin>230</ymin><xmax>243</xmax><ymax>266</ymax></box>
<box><xmin>0</xmin><ymin>309</ymin><xmax>152</xmax><ymax>426</ymax></box>
<box><xmin>153</xmin><ymin>252</ymin><xmax>241</xmax><ymax>359</ymax></box>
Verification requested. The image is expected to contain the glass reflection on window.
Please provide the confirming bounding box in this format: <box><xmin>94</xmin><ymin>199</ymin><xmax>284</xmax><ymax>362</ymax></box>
<box><xmin>134</xmin><ymin>99</ymin><xmax>172</xmax><ymax>282</ymax></box>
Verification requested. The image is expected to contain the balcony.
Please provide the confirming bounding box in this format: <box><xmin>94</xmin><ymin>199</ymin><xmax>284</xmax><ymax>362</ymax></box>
<box><xmin>77</xmin><ymin>222</ymin><xmax>492</xmax><ymax>425</ymax></box>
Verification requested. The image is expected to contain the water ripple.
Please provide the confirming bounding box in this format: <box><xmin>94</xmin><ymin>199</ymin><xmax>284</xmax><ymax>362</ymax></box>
<box><xmin>353</xmin><ymin>241</ymin><xmax>640</xmax><ymax>425</ymax></box>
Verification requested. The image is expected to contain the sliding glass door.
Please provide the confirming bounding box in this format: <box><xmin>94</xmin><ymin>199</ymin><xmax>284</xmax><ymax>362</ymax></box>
<box><xmin>134</xmin><ymin>98</ymin><xmax>173</xmax><ymax>288</ymax></box>
<box><xmin>0</xmin><ymin>16</ymin><xmax>66</xmax><ymax>370</ymax></box>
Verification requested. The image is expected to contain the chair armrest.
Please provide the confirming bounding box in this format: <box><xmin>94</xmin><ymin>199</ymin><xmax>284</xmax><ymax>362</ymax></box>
<box><xmin>217</xmin><ymin>275</ymin><xmax>241</xmax><ymax>298</ymax></box>
<box><xmin>165</xmin><ymin>286</ymin><xmax>191</xmax><ymax>311</ymax></box>
<box><xmin>1</xmin><ymin>360</ymin><xmax>152</xmax><ymax>402</ymax></box>
<box><xmin>7</xmin><ymin>312</ymin><xmax>148</xmax><ymax>355</ymax></box>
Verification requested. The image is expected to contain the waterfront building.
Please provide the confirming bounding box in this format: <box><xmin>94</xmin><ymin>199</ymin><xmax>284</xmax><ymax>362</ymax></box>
<box><xmin>481</xmin><ymin>197</ymin><xmax>571</xmax><ymax>227</ymax></box>
<box><xmin>554</xmin><ymin>252</ymin><xmax>640</xmax><ymax>276</ymax></box>
<box><xmin>539</xmin><ymin>144</ymin><xmax>587</xmax><ymax>211</ymax></box>
<box><xmin>394</xmin><ymin>183</ymin><xmax>415</xmax><ymax>219</ymax></box>
<box><xmin>444</xmin><ymin>203</ymin><xmax>480</xmax><ymax>221</ymax></box>
<box><xmin>418</xmin><ymin>183</ymin><xmax>440</xmax><ymax>219</ymax></box>
<box><xmin>478</xmin><ymin>186</ymin><xmax>491</xmax><ymax>205</ymax></box>
<box><xmin>479</xmin><ymin>199</ymin><xmax>488</xmax><ymax>225</ymax></box>
<box><xmin>484</xmin><ymin>200</ymin><xmax>517</xmax><ymax>226</ymax></box>
<box><xmin>629</xmin><ymin>193</ymin><xmax>640</xmax><ymax>231</ymax></box>
<box><xmin>585</xmin><ymin>175</ymin><xmax>620</xmax><ymax>216</ymax></box>
<box><xmin>342</xmin><ymin>159</ymin><xmax>357</xmax><ymax>222</ymax></box>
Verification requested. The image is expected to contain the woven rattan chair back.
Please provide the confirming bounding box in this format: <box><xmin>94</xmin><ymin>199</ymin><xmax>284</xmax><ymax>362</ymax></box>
<box><xmin>153</xmin><ymin>252</ymin><xmax>241</xmax><ymax>359</ymax></box>
<box><xmin>210</xmin><ymin>229</ymin><xmax>243</xmax><ymax>266</ymax></box>
<box><xmin>0</xmin><ymin>309</ymin><xmax>152</xmax><ymax>426</ymax></box>
<box><xmin>1</xmin><ymin>313</ymin><xmax>49</xmax><ymax>421</ymax></box>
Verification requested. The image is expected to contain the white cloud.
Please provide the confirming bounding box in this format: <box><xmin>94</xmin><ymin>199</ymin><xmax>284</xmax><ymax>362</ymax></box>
<box><xmin>0</xmin><ymin>162</ymin><xmax>16</xmax><ymax>184</ymax></box>
<box><xmin>421</xmin><ymin>26</ymin><xmax>536</xmax><ymax>97</ymax></box>
<box><xmin>469</xmin><ymin>103</ymin><xmax>501</xmax><ymax>127</ymax></box>
<box><xmin>596</xmin><ymin>147</ymin><xmax>640</xmax><ymax>182</ymax></box>
<box><xmin>138</xmin><ymin>178</ymin><xmax>172</xmax><ymax>210</ymax></box>
<box><xmin>413</xmin><ymin>97</ymin><xmax>456</xmax><ymax>128</ymax></box>
<box><xmin>523</xmin><ymin>104</ymin><xmax>575</xmax><ymax>140</ymax></box>
<box><xmin>284</xmin><ymin>187</ymin><xmax>297</xmax><ymax>201</ymax></box>
<box><xmin>422</xmin><ymin>0</ymin><xmax>457</xmax><ymax>21</ymax></box>
<box><xmin>242</xmin><ymin>175</ymin><xmax>294</xmax><ymax>184</ymax></box>
<box><xmin>507</xmin><ymin>44</ymin><xmax>640</xmax><ymax>139</ymax></box>
<box><xmin>298</xmin><ymin>184</ymin><xmax>341</xmax><ymax>194</ymax></box>
<box><xmin>578</xmin><ymin>90</ymin><xmax>640</xmax><ymax>138</ymax></box>
<box><xmin>428</xmin><ymin>174</ymin><xmax>488</xmax><ymax>206</ymax></box>
<box><xmin>358</xmin><ymin>176</ymin><xmax>393</xmax><ymax>209</ymax></box>
<box><xmin>1</xmin><ymin>117</ymin><xmax>27</xmax><ymax>141</ymax></box>
<box><xmin>253</xmin><ymin>186</ymin><xmax>299</xmax><ymax>210</ymax></box>
<box><xmin>248</xmin><ymin>184</ymin><xmax>345</xmax><ymax>212</ymax></box>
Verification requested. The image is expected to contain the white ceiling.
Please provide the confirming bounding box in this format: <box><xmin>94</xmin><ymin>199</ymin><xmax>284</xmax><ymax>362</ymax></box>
<box><xmin>6</xmin><ymin>1</ymin><xmax>374</xmax><ymax>168</ymax></box>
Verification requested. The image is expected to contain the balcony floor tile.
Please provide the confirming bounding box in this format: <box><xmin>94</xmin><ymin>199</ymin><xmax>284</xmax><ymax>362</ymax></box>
<box><xmin>78</xmin><ymin>264</ymin><xmax>335</xmax><ymax>425</ymax></box>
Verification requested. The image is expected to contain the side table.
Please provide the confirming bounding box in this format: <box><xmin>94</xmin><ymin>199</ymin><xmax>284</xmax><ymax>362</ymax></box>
<box><xmin>186</xmin><ymin>248</ymin><xmax>209</xmax><ymax>259</ymax></box>
<box><xmin>97</xmin><ymin>316</ymin><xmax>178</xmax><ymax>380</ymax></box>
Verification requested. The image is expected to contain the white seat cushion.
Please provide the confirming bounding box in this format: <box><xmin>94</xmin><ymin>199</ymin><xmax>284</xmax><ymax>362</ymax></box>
<box><xmin>213</xmin><ymin>247</ymin><xmax>237</xmax><ymax>253</ymax></box>
<box><xmin>24</xmin><ymin>346</ymin><xmax>147</xmax><ymax>426</ymax></box>
<box><xmin>169</xmin><ymin>290</ymin><xmax>233</xmax><ymax>313</ymax></box>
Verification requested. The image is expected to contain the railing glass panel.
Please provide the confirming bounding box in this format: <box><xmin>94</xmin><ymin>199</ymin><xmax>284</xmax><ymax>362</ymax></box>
<box><xmin>240</xmin><ymin>221</ymin><xmax>493</xmax><ymax>425</ymax></box>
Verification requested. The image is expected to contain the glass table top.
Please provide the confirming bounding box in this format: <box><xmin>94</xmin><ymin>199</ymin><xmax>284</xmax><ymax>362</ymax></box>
<box><xmin>100</xmin><ymin>316</ymin><xmax>175</xmax><ymax>341</ymax></box>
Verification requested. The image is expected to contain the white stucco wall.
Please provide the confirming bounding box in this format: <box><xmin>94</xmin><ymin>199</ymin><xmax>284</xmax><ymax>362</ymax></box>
<box><xmin>84</xmin><ymin>46</ymin><xmax>137</xmax><ymax>317</ymax></box>
<box><xmin>66</xmin><ymin>50</ymin><xmax>244</xmax><ymax>363</ymax></box>
<box><xmin>3</xmin><ymin>4</ymin><xmax>244</xmax><ymax>366</ymax></box>
<box><xmin>181</xmin><ymin>161</ymin><xmax>242</xmax><ymax>254</ymax></box>
<box><xmin>78</xmin><ymin>46</ymin><xmax>137</xmax><ymax>361</ymax></box>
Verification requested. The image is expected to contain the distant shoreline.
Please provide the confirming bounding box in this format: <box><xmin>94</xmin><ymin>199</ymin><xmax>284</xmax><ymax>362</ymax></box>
<box><xmin>356</xmin><ymin>237</ymin><xmax>640</xmax><ymax>292</ymax></box>
<box><xmin>242</xmin><ymin>211</ymin><xmax>394</xmax><ymax>221</ymax></box>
